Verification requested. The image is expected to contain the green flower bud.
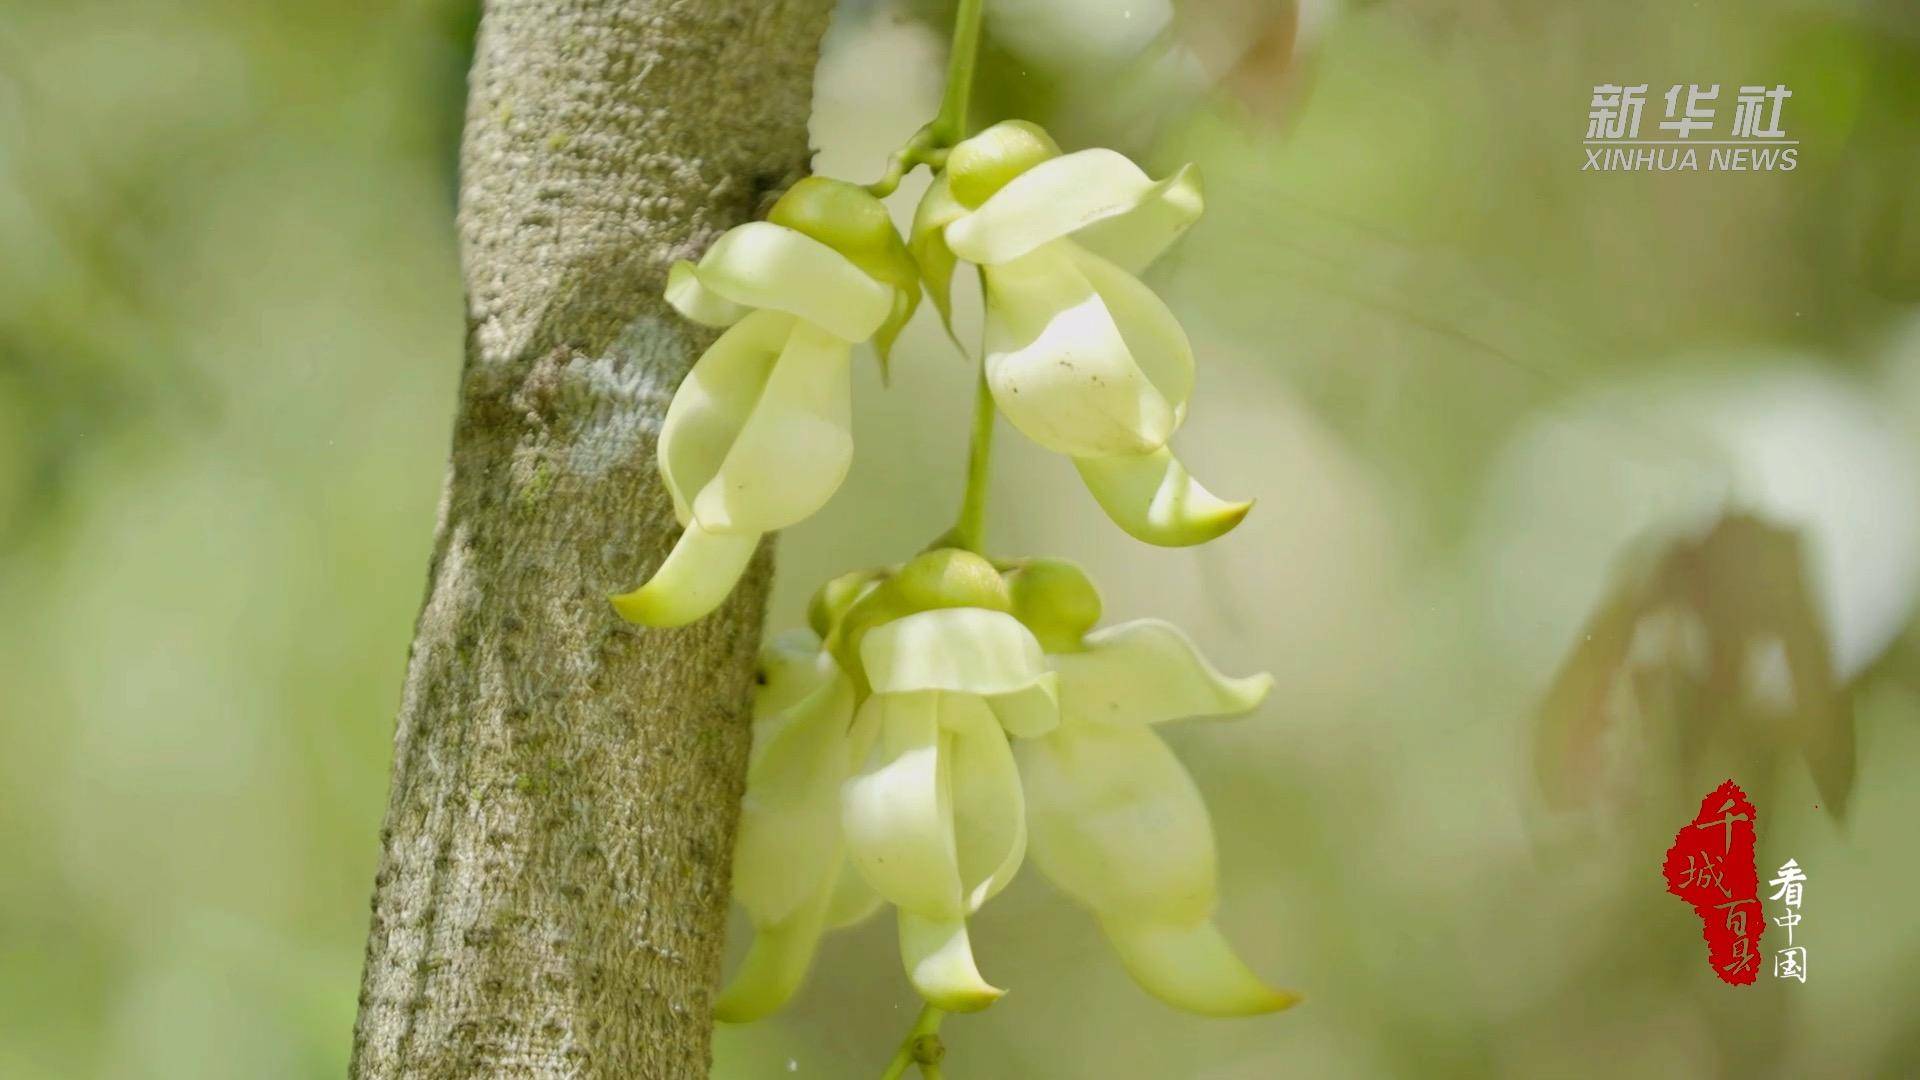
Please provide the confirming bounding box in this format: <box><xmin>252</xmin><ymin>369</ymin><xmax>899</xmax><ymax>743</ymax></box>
<box><xmin>808</xmin><ymin>568</ymin><xmax>885</xmax><ymax>639</ymax></box>
<box><xmin>891</xmin><ymin>548</ymin><xmax>1012</xmax><ymax>613</ymax></box>
<box><xmin>945</xmin><ymin>120</ymin><xmax>1061</xmax><ymax>209</ymax></box>
<box><xmin>1005</xmin><ymin>557</ymin><xmax>1102</xmax><ymax>652</ymax></box>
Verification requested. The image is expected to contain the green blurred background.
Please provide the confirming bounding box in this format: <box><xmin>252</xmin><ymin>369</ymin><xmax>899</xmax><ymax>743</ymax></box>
<box><xmin>4</xmin><ymin>0</ymin><xmax>1919</xmax><ymax>1076</ymax></box>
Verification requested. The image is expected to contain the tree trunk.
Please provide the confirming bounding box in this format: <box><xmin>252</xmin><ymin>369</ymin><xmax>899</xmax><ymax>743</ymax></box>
<box><xmin>350</xmin><ymin>2</ymin><xmax>836</xmax><ymax>1076</ymax></box>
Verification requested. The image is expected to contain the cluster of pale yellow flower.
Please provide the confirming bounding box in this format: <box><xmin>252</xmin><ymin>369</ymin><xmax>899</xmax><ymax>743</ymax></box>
<box><xmin>613</xmin><ymin>121</ymin><xmax>1297</xmax><ymax>1026</ymax></box>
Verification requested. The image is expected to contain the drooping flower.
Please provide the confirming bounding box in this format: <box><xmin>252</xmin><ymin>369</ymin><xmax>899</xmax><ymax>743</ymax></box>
<box><xmin>715</xmin><ymin>628</ymin><xmax>882</xmax><ymax>1022</ymax></box>
<box><xmin>719</xmin><ymin>555</ymin><xmax>1295</xmax><ymax>1019</ymax></box>
<box><xmin>719</xmin><ymin>551</ymin><xmax>1058</xmax><ymax>1017</ymax></box>
<box><xmin>1005</xmin><ymin>559</ymin><xmax>1300</xmax><ymax>1016</ymax></box>
<box><xmin>612</xmin><ymin>178</ymin><xmax>919</xmax><ymax>627</ymax></box>
<box><xmin>912</xmin><ymin>121</ymin><xmax>1250</xmax><ymax>547</ymax></box>
<box><xmin>836</xmin><ymin>552</ymin><xmax>1060</xmax><ymax>1011</ymax></box>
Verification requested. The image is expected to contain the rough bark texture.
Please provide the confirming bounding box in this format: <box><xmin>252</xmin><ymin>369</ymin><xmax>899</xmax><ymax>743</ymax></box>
<box><xmin>350</xmin><ymin>3</ymin><xmax>836</xmax><ymax>1077</ymax></box>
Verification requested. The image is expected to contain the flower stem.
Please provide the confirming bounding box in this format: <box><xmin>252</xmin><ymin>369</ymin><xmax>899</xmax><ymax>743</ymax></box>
<box><xmin>932</xmin><ymin>0</ymin><xmax>985</xmax><ymax>144</ymax></box>
<box><xmin>952</xmin><ymin>362</ymin><xmax>995</xmax><ymax>553</ymax></box>
<box><xmin>877</xmin><ymin>1004</ymin><xmax>947</xmax><ymax>1080</ymax></box>
<box><xmin>863</xmin><ymin>0</ymin><xmax>985</xmax><ymax>195</ymax></box>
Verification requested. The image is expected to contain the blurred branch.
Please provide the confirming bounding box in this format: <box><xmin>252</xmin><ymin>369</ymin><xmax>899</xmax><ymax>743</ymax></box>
<box><xmin>346</xmin><ymin>1</ymin><xmax>835</xmax><ymax>1076</ymax></box>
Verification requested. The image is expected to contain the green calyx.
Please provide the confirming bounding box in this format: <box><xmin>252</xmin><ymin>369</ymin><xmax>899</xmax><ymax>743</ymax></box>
<box><xmin>768</xmin><ymin>176</ymin><xmax>920</xmax><ymax>369</ymax></box>
<box><xmin>825</xmin><ymin>549</ymin><xmax>1011</xmax><ymax>695</ymax></box>
<box><xmin>768</xmin><ymin>176</ymin><xmax>897</xmax><ymax>255</ymax></box>
<box><xmin>1005</xmin><ymin>557</ymin><xmax>1102</xmax><ymax>653</ymax></box>
<box><xmin>945</xmin><ymin>120</ymin><xmax>1061</xmax><ymax>208</ymax></box>
<box><xmin>807</xmin><ymin>568</ymin><xmax>885</xmax><ymax>639</ymax></box>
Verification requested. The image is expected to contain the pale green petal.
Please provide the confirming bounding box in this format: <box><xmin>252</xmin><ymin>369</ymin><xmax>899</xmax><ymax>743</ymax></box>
<box><xmin>841</xmin><ymin>691</ymin><xmax>964</xmax><ymax>918</ymax></box>
<box><xmin>861</xmin><ymin>607</ymin><xmax>1051</xmax><ymax>698</ymax></box>
<box><xmin>910</xmin><ymin>172</ymin><xmax>968</xmax><ymax>340</ymax></box>
<box><xmin>946</xmin><ymin>150</ymin><xmax>1200</xmax><ymax>268</ymax></box>
<box><xmin>984</xmin><ymin>675</ymin><xmax>1060</xmax><ymax>739</ymax></box>
<box><xmin>665</xmin><ymin>259</ymin><xmax>752</xmax><ymax>327</ymax></box>
<box><xmin>1072</xmin><ymin>163</ymin><xmax>1204</xmax><ymax>275</ymax></box>
<box><xmin>657</xmin><ymin>309</ymin><xmax>795</xmax><ymax>525</ymax></box>
<box><xmin>1073</xmin><ymin>445</ymin><xmax>1252</xmax><ymax>547</ymax></box>
<box><xmin>609</xmin><ymin>522</ymin><xmax>759</xmax><ymax>627</ymax></box>
<box><xmin>941</xmin><ymin>695</ymin><xmax>1027</xmax><ymax>911</ymax></box>
<box><xmin>751</xmin><ymin>629</ymin><xmax>834</xmax><ymax>725</ymax></box>
<box><xmin>1017</xmin><ymin>721</ymin><xmax>1216</xmax><ymax>923</ymax></box>
<box><xmin>824</xmin><ymin>859</ymin><xmax>884</xmax><ymax>929</ymax></box>
<box><xmin>1099</xmin><ymin>916</ymin><xmax>1300</xmax><ymax>1017</ymax></box>
<box><xmin>672</xmin><ymin>222</ymin><xmax>893</xmax><ymax>342</ymax></box>
<box><xmin>899</xmin><ymin>910</ymin><xmax>1005</xmax><ymax>1012</ymax></box>
<box><xmin>714</xmin><ymin>878</ymin><xmax>835</xmax><ymax>1023</ymax></box>
<box><xmin>691</xmin><ymin>320</ymin><xmax>853</xmax><ymax>533</ymax></box>
<box><xmin>733</xmin><ymin>677</ymin><xmax>856</xmax><ymax>925</ymax></box>
<box><xmin>982</xmin><ymin>242</ymin><xmax>1175</xmax><ymax>457</ymax></box>
<box><xmin>1054</xmin><ymin>619</ymin><xmax>1272</xmax><ymax>727</ymax></box>
<box><xmin>1068</xmin><ymin>244</ymin><xmax>1194</xmax><ymax>414</ymax></box>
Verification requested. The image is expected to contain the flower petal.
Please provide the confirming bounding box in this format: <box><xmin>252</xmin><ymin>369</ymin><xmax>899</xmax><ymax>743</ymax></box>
<box><xmin>946</xmin><ymin>149</ymin><xmax>1200</xmax><ymax>268</ymax></box>
<box><xmin>1098</xmin><ymin>916</ymin><xmax>1300</xmax><ymax>1017</ymax></box>
<box><xmin>609</xmin><ymin>522</ymin><xmax>760</xmax><ymax>627</ymax></box>
<box><xmin>910</xmin><ymin>172</ymin><xmax>969</xmax><ymax>340</ymax></box>
<box><xmin>941</xmin><ymin>695</ymin><xmax>1027</xmax><ymax>911</ymax></box>
<box><xmin>665</xmin><ymin>259</ymin><xmax>753</xmax><ymax>327</ymax></box>
<box><xmin>1072</xmin><ymin>163</ymin><xmax>1204</xmax><ymax>275</ymax></box>
<box><xmin>751</xmin><ymin>629</ymin><xmax>836</xmax><ymax>725</ymax></box>
<box><xmin>714</xmin><ymin>879</ymin><xmax>835</xmax><ymax>1023</ymax></box>
<box><xmin>1017</xmin><ymin>720</ymin><xmax>1216</xmax><ymax>923</ymax></box>
<box><xmin>861</xmin><ymin>608</ymin><xmax>1052</xmax><ymax>698</ymax></box>
<box><xmin>691</xmin><ymin>320</ymin><xmax>854</xmax><ymax>533</ymax></box>
<box><xmin>733</xmin><ymin>677</ymin><xmax>857</xmax><ymax>925</ymax></box>
<box><xmin>1053</xmin><ymin>619</ymin><xmax>1272</xmax><ymax>727</ymax></box>
<box><xmin>1068</xmin><ymin>244</ymin><xmax>1194</xmax><ymax>414</ymax></box>
<box><xmin>657</xmin><ymin>309</ymin><xmax>795</xmax><ymax>526</ymax></box>
<box><xmin>898</xmin><ymin>911</ymin><xmax>1005</xmax><ymax>1012</ymax></box>
<box><xmin>841</xmin><ymin>691</ymin><xmax>964</xmax><ymax>918</ymax></box>
<box><xmin>1073</xmin><ymin>445</ymin><xmax>1252</xmax><ymax>547</ymax></box>
<box><xmin>824</xmin><ymin>859</ymin><xmax>885</xmax><ymax>929</ymax></box>
<box><xmin>673</xmin><ymin>222</ymin><xmax>894</xmax><ymax>342</ymax></box>
<box><xmin>984</xmin><ymin>675</ymin><xmax>1061</xmax><ymax>739</ymax></box>
<box><xmin>982</xmin><ymin>242</ymin><xmax>1175</xmax><ymax>457</ymax></box>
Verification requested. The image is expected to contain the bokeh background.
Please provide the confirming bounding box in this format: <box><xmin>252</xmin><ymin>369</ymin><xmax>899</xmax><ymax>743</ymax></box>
<box><xmin>4</xmin><ymin>0</ymin><xmax>1919</xmax><ymax>1076</ymax></box>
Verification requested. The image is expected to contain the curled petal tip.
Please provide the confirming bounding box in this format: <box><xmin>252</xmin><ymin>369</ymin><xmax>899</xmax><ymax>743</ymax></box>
<box><xmin>608</xmin><ymin>585</ymin><xmax>687</xmax><ymax>628</ymax></box>
<box><xmin>665</xmin><ymin>259</ymin><xmax>751</xmax><ymax>328</ymax></box>
<box><xmin>1074</xmin><ymin>448</ymin><xmax>1252</xmax><ymax>547</ymax></box>
<box><xmin>1237</xmin><ymin>671</ymin><xmax>1276</xmax><ymax>711</ymax></box>
<box><xmin>713</xmin><ymin>907</ymin><xmax>830</xmax><ymax>1024</ymax></box>
<box><xmin>609</xmin><ymin>524</ymin><xmax>759</xmax><ymax>627</ymax></box>
<box><xmin>1100</xmin><ymin>917</ymin><xmax>1299</xmax><ymax>1018</ymax></box>
<box><xmin>900</xmin><ymin>912</ymin><xmax>1006</xmax><ymax>1013</ymax></box>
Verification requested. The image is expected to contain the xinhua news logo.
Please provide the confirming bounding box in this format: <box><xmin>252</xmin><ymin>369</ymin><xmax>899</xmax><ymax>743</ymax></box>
<box><xmin>1584</xmin><ymin>84</ymin><xmax>1798</xmax><ymax>172</ymax></box>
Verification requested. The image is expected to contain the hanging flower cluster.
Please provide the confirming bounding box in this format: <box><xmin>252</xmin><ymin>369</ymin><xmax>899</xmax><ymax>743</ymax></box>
<box><xmin>613</xmin><ymin>116</ymin><xmax>1297</xmax><ymax>1068</ymax></box>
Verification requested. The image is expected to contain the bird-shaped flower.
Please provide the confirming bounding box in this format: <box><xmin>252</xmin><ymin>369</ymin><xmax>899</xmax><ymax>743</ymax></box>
<box><xmin>721</xmin><ymin>553</ymin><xmax>1295</xmax><ymax>1020</ymax></box>
<box><xmin>833</xmin><ymin>550</ymin><xmax>1059</xmax><ymax>1011</ymax></box>
<box><xmin>612</xmin><ymin>178</ymin><xmax>919</xmax><ymax>627</ymax></box>
<box><xmin>1005</xmin><ymin>559</ymin><xmax>1300</xmax><ymax>1016</ymax></box>
<box><xmin>912</xmin><ymin>121</ymin><xmax>1250</xmax><ymax>547</ymax></box>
